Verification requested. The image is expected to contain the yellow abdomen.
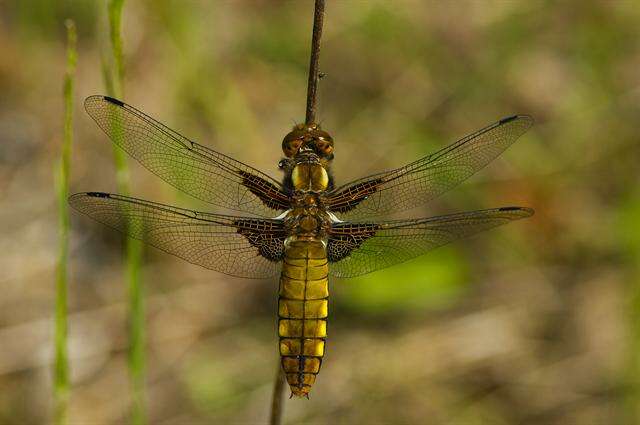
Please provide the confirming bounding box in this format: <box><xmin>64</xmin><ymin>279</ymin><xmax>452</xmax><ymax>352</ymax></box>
<box><xmin>278</xmin><ymin>239</ymin><xmax>328</xmax><ymax>397</ymax></box>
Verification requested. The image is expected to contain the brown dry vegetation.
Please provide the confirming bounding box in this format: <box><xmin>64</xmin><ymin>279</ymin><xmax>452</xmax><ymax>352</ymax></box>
<box><xmin>0</xmin><ymin>1</ymin><xmax>639</xmax><ymax>423</ymax></box>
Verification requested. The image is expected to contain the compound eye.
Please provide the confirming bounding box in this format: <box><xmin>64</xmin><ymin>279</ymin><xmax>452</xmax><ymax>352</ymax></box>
<box><xmin>315</xmin><ymin>140</ymin><xmax>334</xmax><ymax>156</ymax></box>
<box><xmin>282</xmin><ymin>139</ymin><xmax>303</xmax><ymax>157</ymax></box>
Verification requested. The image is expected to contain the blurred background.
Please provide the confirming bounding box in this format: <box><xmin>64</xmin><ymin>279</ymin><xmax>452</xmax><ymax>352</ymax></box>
<box><xmin>1</xmin><ymin>0</ymin><xmax>639</xmax><ymax>423</ymax></box>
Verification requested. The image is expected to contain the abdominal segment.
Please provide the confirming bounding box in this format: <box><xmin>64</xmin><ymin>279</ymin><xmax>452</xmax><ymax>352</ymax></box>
<box><xmin>278</xmin><ymin>239</ymin><xmax>329</xmax><ymax>397</ymax></box>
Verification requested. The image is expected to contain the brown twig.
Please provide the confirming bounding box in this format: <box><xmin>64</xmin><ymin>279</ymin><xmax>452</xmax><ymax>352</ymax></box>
<box><xmin>269</xmin><ymin>2</ymin><xmax>326</xmax><ymax>423</ymax></box>
<box><xmin>269</xmin><ymin>362</ymin><xmax>286</xmax><ymax>425</ymax></box>
<box><xmin>305</xmin><ymin>0</ymin><xmax>326</xmax><ymax>125</ymax></box>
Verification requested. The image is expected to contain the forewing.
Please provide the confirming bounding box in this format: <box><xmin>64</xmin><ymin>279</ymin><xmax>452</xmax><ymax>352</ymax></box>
<box><xmin>69</xmin><ymin>192</ymin><xmax>286</xmax><ymax>279</ymax></box>
<box><xmin>326</xmin><ymin>116</ymin><xmax>533</xmax><ymax>219</ymax></box>
<box><xmin>84</xmin><ymin>95</ymin><xmax>290</xmax><ymax>217</ymax></box>
<box><xmin>328</xmin><ymin>207</ymin><xmax>533</xmax><ymax>278</ymax></box>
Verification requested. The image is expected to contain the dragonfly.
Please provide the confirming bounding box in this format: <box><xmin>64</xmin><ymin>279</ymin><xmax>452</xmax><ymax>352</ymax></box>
<box><xmin>70</xmin><ymin>95</ymin><xmax>533</xmax><ymax>398</ymax></box>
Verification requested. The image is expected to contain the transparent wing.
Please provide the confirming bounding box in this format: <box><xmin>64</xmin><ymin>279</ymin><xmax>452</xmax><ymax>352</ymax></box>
<box><xmin>325</xmin><ymin>115</ymin><xmax>533</xmax><ymax>219</ymax></box>
<box><xmin>69</xmin><ymin>192</ymin><xmax>286</xmax><ymax>279</ymax></box>
<box><xmin>84</xmin><ymin>95</ymin><xmax>290</xmax><ymax>217</ymax></box>
<box><xmin>327</xmin><ymin>207</ymin><xmax>533</xmax><ymax>278</ymax></box>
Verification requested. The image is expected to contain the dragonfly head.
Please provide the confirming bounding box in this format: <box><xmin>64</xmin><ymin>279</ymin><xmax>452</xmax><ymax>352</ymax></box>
<box><xmin>282</xmin><ymin>123</ymin><xmax>334</xmax><ymax>160</ymax></box>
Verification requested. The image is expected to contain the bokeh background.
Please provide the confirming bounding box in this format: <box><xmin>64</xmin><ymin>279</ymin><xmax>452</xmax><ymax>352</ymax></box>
<box><xmin>1</xmin><ymin>0</ymin><xmax>639</xmax><ymax>423</ymax></box>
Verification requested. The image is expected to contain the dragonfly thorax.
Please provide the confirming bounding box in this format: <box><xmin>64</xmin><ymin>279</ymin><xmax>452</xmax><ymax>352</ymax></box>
<box><xmin>291</xmin><ymin>161</ymin><xmax>329</xmax><ymax>191</ymax></box>
<box><xmin>283</xmin><ymin>193</ymin><xmax>331</xmax><ymax>238</ymax></box>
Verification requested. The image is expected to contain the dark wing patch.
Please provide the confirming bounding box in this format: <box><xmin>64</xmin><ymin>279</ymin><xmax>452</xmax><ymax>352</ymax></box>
<box><xmin>234</xmin><ymin>218</ymin><xmax>286</xmax><ymax>261</ymax></box>
<box><xmin>238</xmin><ymin>171</ymin><xmax>291</xmax><ymax>211</ymax></box>
<box><xmin>324</xmin><ymin>177</ymin><xmax>385</xmax><ymax>214</ymax></box>
<box><xmin>327</xmin><ymin>223</ymin><xmax>379</xmax><ymax>262</ymax></box>
<box><xmin>69</xmin><ymin>192</ymin><xmax>286</xmax><ymax>278</ymax></box>
<box><xmin>84</xmin><ymin>95</ymin><xmax>290</xmax><ymax>217</ymax></box>
<box><xmin>328</xmin><ymin>207</ymin><xmax>533</xmax><ymax>278</ymax></box>
<box><xmin>325</xmin><ymin>115</ymin><xmax>533</xmax><ymax>219</ymax></box>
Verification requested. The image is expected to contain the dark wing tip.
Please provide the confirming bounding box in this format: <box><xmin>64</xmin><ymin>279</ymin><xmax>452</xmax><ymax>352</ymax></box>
<box><xmin>499</xmin><ymin>114</ymin><xmax>535</xmax><ymax>132</ymax></box>
<box><xmin>86</xmin><ymin>191</ymin><xmax>111</xmax><ymax>198</ymax></box>
<box><xmin>498</xmin><ymin>206</ymin><xmax>535</xmax><ymax>217</ymax></box>
<box><xmin>499</xmin><ymin>114</ymin><xmax>534</xmax><ymax>125</ymax></box>
<box><xmin>84</xmin><ymin>95</ymin><xmax>125</xmax><ymax>112</ymax></box>
<box><xmin>103</xmin><ymin>96</ymin><xmax>124</xmax><ymax>106</ymax></box>
<box><xmin>68</xmin><ymin>191</ymin><xmax>111</xmax><ymax>204</ymax></box>
<box><xmin>499</xmin><ymin>115</ymin><xmax>519</xmax><ymax>124</ymax></box>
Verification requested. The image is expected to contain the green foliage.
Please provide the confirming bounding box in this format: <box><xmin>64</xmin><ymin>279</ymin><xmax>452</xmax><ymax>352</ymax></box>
<box><xmin>182</xmin><ymin>324</ymin><xmax>273</xmax><ymax>420</ymax></box>
<box><xmin>241</xmin><ymin>8</ymin><xmax>307</xmax><ymax>68</ymax></box>
<box><xmin>11</xmin><ymin>0</ymin><xmax>98</xmax><ymax>40</ymax></box>
<box><xmin>618</xmin><ymin>190</ymin><xmax>640</xmax><ymax>423</ymax></box>
<box><xmin>339</xmin><ymin>247</ymin><xmax>468</xmax><ymax>314</ymax></box>
<box><xmin>618</xmin><ymin>192</ymin><xmax>640</xmax><ymax>258</ymax></box>
<box><xmin>54</xmin><ymin>18</ymin><xmax>77</xmax><ymax>425</ymax></box>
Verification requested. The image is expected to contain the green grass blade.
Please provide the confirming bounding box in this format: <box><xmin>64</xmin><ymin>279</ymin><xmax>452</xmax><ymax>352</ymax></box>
<box><xmin>54</xmin><ymin>18</ymin><xmax>77</xmax><ymax>425</ymax></box>
<box><xmin>127</xmin><ymin>239</ymin><xmax>145</xmax><ymax>425</ymax></box>
<box><xmin>619</xmin><ymin>191</ymin><xmax>640</xmax><ymax>423</ymax></box>
<box><xmin>108</xmin><ymin>0</ymin><xmax>125</xmax><ymax>98</ymax></box>
<box><xmin>105</xmin><ymin>1</ymin><xmax>146</xmax><ymax>423</ymax></box>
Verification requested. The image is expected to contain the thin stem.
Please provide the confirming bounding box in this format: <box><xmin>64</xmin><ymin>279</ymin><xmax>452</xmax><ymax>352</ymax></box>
<box><xmin>305</xmin><ymin>0</ymin><xmax>326</xmax><ymax>125</ymax></box>
<box><xmin>269</xmin><ymin>362</ymin><xmax>286</xmax><ymax>425</ymax></box>
<box><xmin>126</xmin><ymin>239</ymin><xmax>145</xmax><ymax>425</ymax></box>
<box><xmin>54</xmin><ymin>19</ymin><xmax>77</xmax><ymax>425</ymax></box>
<box><xmin>107</xmin><ymin>0</ymin><xmax>125</xmax><ymax>98</ymax></box>
<box><xmin>106</xmin><ymin>1</ymin><xmax>146</xmax><ymax>423</ymax></box>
